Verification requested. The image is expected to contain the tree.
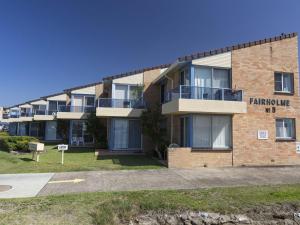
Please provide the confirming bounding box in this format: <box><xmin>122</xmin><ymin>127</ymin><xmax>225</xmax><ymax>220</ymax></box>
<box><xmin>85</xmin><ymin>112</ymin><xmax>107</xmax><ymax>148</ymax></box>
<box><xmin>140</xmin><ymin>104</ymin><xmax>168</xmax><ymax>159</ymax></box>
<box><xmin>57</xmin><ymin>120</ymin><xmax>69</xmax><ymax>143</ymax></box>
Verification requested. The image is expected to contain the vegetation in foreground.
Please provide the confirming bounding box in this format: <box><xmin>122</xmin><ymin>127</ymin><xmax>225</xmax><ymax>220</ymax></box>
<box><xmin>0</xmin><ymin>144</ymin><xmax>163</xmax><ymax>174</ymax></box>
<box><xmin>1</xmin><ymin>184</ymin><xmax>300</xmax><ymax>225</ymax></box>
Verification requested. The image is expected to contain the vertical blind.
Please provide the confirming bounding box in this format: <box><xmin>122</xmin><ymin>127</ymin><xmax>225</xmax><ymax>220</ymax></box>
<box><xmin>111</xmin><ymin>118</ymin><xmax>142</xmax><ymax>150</ymax></box>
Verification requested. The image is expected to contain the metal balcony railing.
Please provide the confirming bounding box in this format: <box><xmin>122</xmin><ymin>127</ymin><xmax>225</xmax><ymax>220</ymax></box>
<box><xmin>166</xmin><ymin>85</ymin><xmax>243</xmax><ymax>103</ymax></box>
<box><xmin>58</xmin><ymin>105</ymin><xmax>96</xmax><ymax>113</ymax></box>
<box><xmin>20</xmin><ymin>112</ymin><xmax>33</xmax><ymax>117</ymax></box>
<box><xmin>97</xmin><ymin>98</ymin><xmax>145</xmax><ymax>109</ymax></box>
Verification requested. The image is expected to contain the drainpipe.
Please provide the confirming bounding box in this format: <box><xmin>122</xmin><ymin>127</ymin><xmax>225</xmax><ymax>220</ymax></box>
<box><xmin>165</xmin><ymin>74</ymin><xmax>174</xmax><ymax>144</ymax></box>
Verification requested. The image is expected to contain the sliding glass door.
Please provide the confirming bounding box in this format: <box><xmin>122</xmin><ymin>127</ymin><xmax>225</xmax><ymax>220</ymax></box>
<box><xmin>110</xmin><ymin>118</ymin><xmax>141</xmax><ymax>150</ymax></box>
<box><xmin>70</xmin><ymin>120</ymin><xmax>93</xmax><ymax>146</ymax></box>
<box><xmin>192</xmin><ymin>115</ymin><xmax>232</xmax><ymax>149</ymax></box>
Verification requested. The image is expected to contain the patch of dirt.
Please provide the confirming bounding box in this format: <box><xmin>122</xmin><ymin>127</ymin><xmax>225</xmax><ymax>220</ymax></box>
<box><xmin>129</xmin><ymin>203</ymin><xmax>300</xmax><ymax>225</ymax></box>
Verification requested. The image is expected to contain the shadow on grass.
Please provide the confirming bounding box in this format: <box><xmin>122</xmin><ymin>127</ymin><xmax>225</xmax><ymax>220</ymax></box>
<box><xmin>65</xmin><ymin>148</ymin><xmax>95</xmax><ymax>153</ymax></box>
<box><xmin>97</xmin><ymin>155</ymin><xmax>164</xmax><ymax>167</ymax></box>
<box><xmin>19</xmin><ymin>158</ymin><xmax>35</xmax><ymax>162</ymax></box>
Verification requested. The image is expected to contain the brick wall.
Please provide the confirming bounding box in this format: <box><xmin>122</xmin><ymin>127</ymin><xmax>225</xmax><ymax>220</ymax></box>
<box><xmin>167</xmin><ymin>147</ymin><xmax>233</xmax><ymax>168</ymax></box>
<box><xmin>167</xmin><ymin>36</ymin><xmax>300</xmax><ymax>168</ymax></box>
<box><xmin>231</xmin><ymin>36</ymin><xmax>300</xmax><ymax>166</ymax></box>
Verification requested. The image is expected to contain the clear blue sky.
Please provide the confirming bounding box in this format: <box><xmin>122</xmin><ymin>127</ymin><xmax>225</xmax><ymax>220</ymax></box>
<box><xmin>0</xmin><ymin>0</ymin><xmax>299</xmax><ymax>107</ymax></box>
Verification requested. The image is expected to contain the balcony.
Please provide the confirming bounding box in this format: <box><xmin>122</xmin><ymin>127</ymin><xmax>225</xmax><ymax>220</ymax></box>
<box><xmin>33</xmin><ymin>110</ymin><xmax>55</xmax><ymax>121</ymax></box>
<box><xmin>2</xmin><ymin>112</ymin><xmax>33</xmax><ymax>122</ymax></box>
<box><xmin>96</xmin><ymin>98</ymin><xmax>145</xmax><ymax>117</ymax></box>
<box><xmin>56</xmin><ymin>106</ymin><xmax>95</xmax><ymax>119</ymax></box>
<box><xmin>162</xmin><ymin>85</ymin><xmax>247</xmax><ymax>115</ymax></box>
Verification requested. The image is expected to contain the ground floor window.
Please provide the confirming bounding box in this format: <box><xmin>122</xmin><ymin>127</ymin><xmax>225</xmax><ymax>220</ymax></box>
<box><xmin>18</xmin><ymin>123</ymin><xmax>29</xmax><ymax>136</ymax></box>
<box><xmin>29</xmin><ymin>122</ymin><xmax>45</xmax><ymax>138</ymax></box>
<box><xmin>110</xmin><ymin>118</ymin><xmax>141</xmax><ymax>150</ymax></box>
<box><xmin>45</xmin><ymin>121</ymin><xmax>59</xmax><ymax>141</ymax></box>
<box><xmin>276</xmin><ymin>118</ymin><xmax>295</xmax><ymax>140</ymax></box>
<box><xmin>70</xmin><ymin>120</ymin><xmax>94</xmax><ymax>146</ymax></box>
<box><xmin>181</xmin><ymin>115</ymin><xmax>232</xmax><ymax>149</ymax></box>
<box><xmin>9</xmin><ymin>123</ymin><xmax>18</xmax><ymax>136</ymax></box>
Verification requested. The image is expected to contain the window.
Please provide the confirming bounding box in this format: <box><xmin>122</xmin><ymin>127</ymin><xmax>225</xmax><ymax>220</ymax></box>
<box><xmin>194</xmin><ymin>67</ymin><xmax>230</xmax><ymax>88</ymax></box>
<box><xmin>180</xmin><ymin>117</ymin><xmax>190</xmax><ymax>147</ymax></box>
<box><xmin>160</xmin><ymin>83</ymin><xmax>166</xmax><ymax>103</ymax></box>
<box><xmin>180</xmin><ymin>69</ymin><xmax>189</xmax><ymax>86</ymax></box>
<box><xmin>274</xmin><ymin>72</ymin><xmax>294</xmax><ymax>93</ymax></box>
<box><xmin>192</xmin><ymin>115</ymin><xmax>232</xmax><ymax>149</ymax></box>
<box><xmin>276</xmin><ymin>118</ymin><xmax>295</xmax><ymax>140</ymax></box>
<box><xmin>110</xmin><ymin>118</ymin><xmax>142</xmax><ymax>150</ymax></box>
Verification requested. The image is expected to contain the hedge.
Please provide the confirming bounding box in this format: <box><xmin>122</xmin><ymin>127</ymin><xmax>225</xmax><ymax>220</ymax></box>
<box><xmin>0</xmin><ymin>136</ymin><xmax>39</xmax><ymax>152</ymax></box>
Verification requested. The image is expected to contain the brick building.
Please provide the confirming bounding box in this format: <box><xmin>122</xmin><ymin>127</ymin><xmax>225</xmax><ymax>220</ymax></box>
<box><xmin>2</xmin><ymin>32</ymin><xmax>300</xmax><ymax>168</ymax></box>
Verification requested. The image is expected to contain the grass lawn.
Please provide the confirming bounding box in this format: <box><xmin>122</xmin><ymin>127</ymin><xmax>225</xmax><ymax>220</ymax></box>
<box><xmin>1</xmin><ymin>184</ymin><xmax>300</xmax><ymax>225</ymax></box>
<box><xmin>0</xmin><ymin>145</ymin><xmax>164</xmax><ymax>174</ymax></box>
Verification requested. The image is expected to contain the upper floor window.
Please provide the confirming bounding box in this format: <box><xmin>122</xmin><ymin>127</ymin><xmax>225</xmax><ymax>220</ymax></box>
<box><xmin>180</xmin><ymin>69</ymin><xmax>189</xmax><ymax>86</ymax></box>
<box><xmin>194</xmin><ymin>67</ymin><xmax>230</xmax><ymax>89</ymax></box>
<box><xmin>274</xmin><ymin>72</ymin><xmax>294</xmax><ymax>94</ymax></box>
<box><xmin>114</xmin><ymin>84</ymin><xmax>143</xmax><ymax>100</ymax></box>
<box><xmin>276</xmin><ymin>118</ymin><xmax>295</xmax><ymax>140</ymax></box>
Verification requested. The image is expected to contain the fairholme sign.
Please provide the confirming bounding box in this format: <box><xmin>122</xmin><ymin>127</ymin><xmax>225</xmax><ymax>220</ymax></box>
<box><xmin>249</xmin><ymin>98</ymin><xmax>290</xmax><ymax>106</ymax></box>
<box><xmin>249</xmin><ymin>97</ymin><xmax>290</xmax><ymax>113</ymax></box>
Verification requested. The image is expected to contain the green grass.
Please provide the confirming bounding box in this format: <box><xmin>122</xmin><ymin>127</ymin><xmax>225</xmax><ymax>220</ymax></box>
<box><xmin>0</xmin><ymin>145</ymin><xmax>164</xmax><ymax>174</ymax></box>
<box><xmin>1</xmin><ymin>184</ymin><xmax>300</xmax><ymax>225</ymax></box>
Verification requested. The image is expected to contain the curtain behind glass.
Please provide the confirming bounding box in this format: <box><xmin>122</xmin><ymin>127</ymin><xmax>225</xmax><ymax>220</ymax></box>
<box><xmin>276</xmin><ymin>119</ymin><xmax>285</xmax><ymax>138</ymax></box>
<box><xmin>19</xmin><ymin>123</ymin><xmax>27</xmax><ymax>136</ymax></box>
<box><xmin>193</xmin><ymin>115</ymin><xmax>211</xmax><ymax>148</ymax></box>
<box><xmin>113</xmin><ymin>119</ymin><xmax>128</xmax><ymax>149</ymax></box>
<box><xmin>283</xmin><ymin>74</ymin><xmax>292</xmax><ymax>92</ymax></box>
<box><xmin>213</xmin><ymin>69</ymin><xmax>230</xmax><ymax>88</ymax></box>
<box><xmin>212</xmin><ymin>116</ymin><xmax>231</xmax><ymax>148</ymax></box>
<box><xmin>284</xmin><ymin>119</ymin><xmax>294</xmax><ymax>138</ymax></box>
<box><xmin>194</xmin><ymin>67</ymin><xmax>212</xmax><ymax>99</ymax></box>
<box><xmin>128</xmin><ymin>120</ymin><xmax>141</xmax><ymax>149</ymax></box>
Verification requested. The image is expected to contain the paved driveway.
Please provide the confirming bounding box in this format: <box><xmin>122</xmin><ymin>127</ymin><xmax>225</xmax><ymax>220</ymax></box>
<box><xmin>1</xmin><ymin>166</ymin><xmax>300</xmax><ymax>198</ymax></box>
<box><xmin>0</xmin><ymin>173</ymin><xmax>53</xmax><ymax>198</ymax></box>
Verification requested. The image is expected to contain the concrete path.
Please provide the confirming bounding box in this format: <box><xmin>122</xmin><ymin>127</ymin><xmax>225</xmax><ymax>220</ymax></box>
<box><xmin>0</xmin><ymin>173</ymin><xmax>53</xmax><ymax>198</ymax></box>
<box><xmin>1</xmin><ymin>166</ymin><xmax>300</xmax><ymax>198</ymax></box>
<box><xmin>38</xmin><ymin>166</ymin><xmax>300</xmax><ymax>197</ymax></box>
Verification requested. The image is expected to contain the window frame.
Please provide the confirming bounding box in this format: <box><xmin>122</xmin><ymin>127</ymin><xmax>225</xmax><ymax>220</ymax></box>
<box><xmin>274</xmin><ymin>72</ymin><xmax>294</xmax><ymax>95</ymax></box>
<box><xmin>275</xmin><ymin>118</ymin><xmax>296</xmax><ymax>141</ymax></box>
<box><xmin>189</xmin><ymin>114</ymin><xmax>233</xmax><ymax>150</ymax></box>
<box><xmin>192</xmin><ymin>65</ymin><xmax>232</xmax><ymax>89</ymax></box>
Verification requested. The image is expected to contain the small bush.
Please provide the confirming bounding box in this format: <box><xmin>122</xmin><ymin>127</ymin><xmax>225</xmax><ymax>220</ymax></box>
<box><xmin>0</xmin><ymin>136</ymin><xmax>39</xmax><ymax>152</ymax></box>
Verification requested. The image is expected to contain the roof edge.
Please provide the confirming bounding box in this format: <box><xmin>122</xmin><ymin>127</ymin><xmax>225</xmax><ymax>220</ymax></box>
<box><xmin>177</xmin><ymin>32</ymin><xmax>298</xmax><ymax>62</ymax></box>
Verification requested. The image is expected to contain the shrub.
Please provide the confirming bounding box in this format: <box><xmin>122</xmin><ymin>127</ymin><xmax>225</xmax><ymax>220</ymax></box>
<box><xmin>0</xmin><ymin>131</ymin><xmax>9</xmax><ymax>136</ymax></box>
<box><xmin>0</xmin><ymin>136</ymin><xmax>39</xmax><ymax>152</ymax></box>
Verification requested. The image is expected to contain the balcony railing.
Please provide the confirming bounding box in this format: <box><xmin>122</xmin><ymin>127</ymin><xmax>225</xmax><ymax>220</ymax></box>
<box><xmin>33</xmin><ymin>110</ymin><xmax>58</xmax><ymax>115</ymax></box>
<box><xmin>166</xmin><ymin>85</ymin><xmax>243</xmax><ymax>102</ymax></box>
<box><xmin>58</xmin><ymin>105</ymin><xmax>96</xmax><ymax>113</ymax></box>
<box><xmin>98</xmin><ymin>98</ymin><xmax>145</xmax><ymax>109</ymax></box>
<box><xmin>20</xmin><ymin>112</ymin><xmax>33</xmax><ymax>117</ymax></box>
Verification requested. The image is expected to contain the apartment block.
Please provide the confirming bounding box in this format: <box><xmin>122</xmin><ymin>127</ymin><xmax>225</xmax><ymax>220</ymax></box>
<box><xmin>2</xmin><ymin>32</ymin><xmax>300</xmax><ymax>168</ymax></box>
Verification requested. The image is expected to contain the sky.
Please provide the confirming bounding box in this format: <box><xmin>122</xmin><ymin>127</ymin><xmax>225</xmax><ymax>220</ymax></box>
<box><xmin>0</xmin><ymin>0</ymin><xmax>299</xmax><ymax>107</ymax></box>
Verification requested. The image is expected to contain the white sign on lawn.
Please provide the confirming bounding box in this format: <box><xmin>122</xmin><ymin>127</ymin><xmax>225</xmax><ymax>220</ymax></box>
<box><xmin>57</xmin><ymin>144</ymin><xmax>69</xmax><ymax>165</ymax></box>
